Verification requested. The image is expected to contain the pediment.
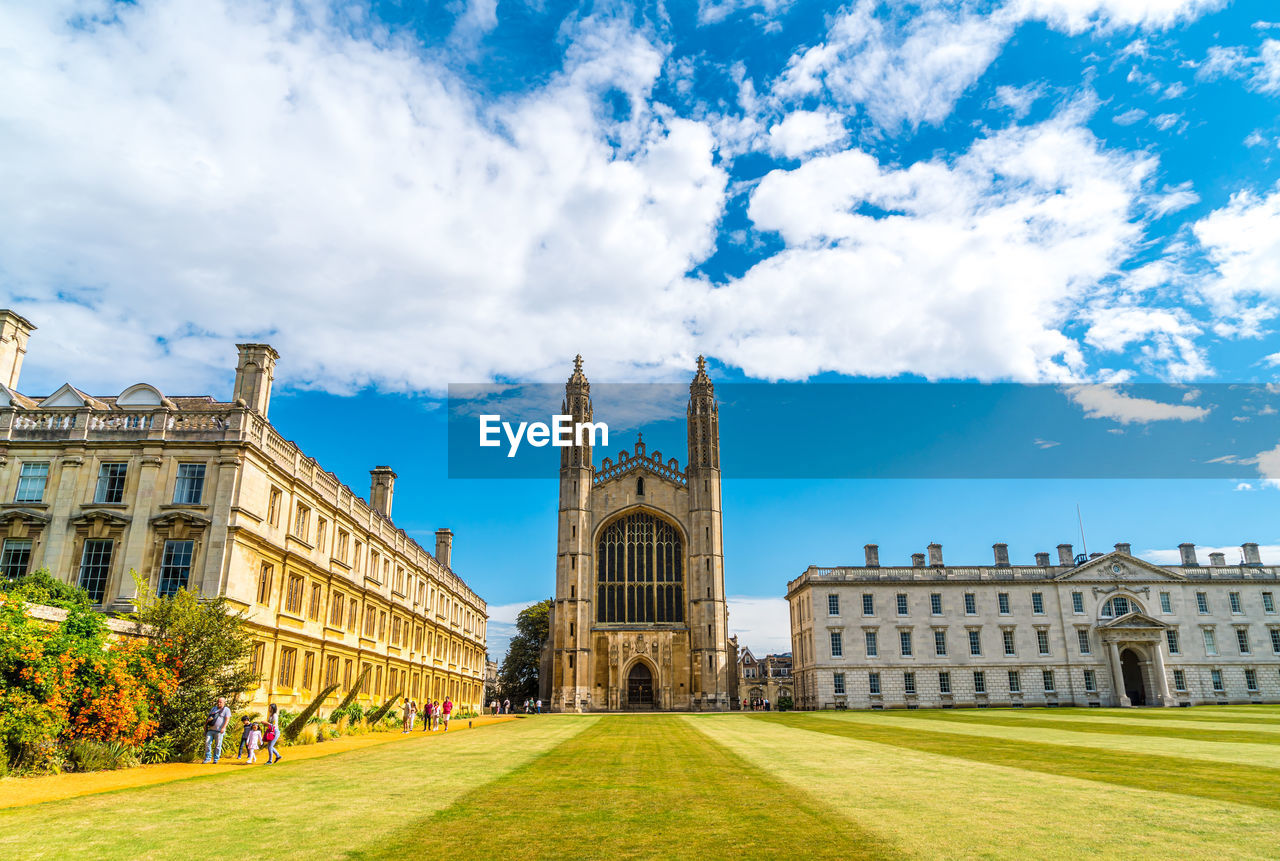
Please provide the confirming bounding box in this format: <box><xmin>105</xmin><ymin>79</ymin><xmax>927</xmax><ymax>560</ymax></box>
<box><xmin>40</xmin><ymin>383</ymin><xmax>101</xmax><ymax>409</ymax></box>
<box><xmin>117</xmin><ymin>383</ymin><xmax>174</xmax><ymax>408</ymax></box>
<box><xmin>1100</xmin><ymin>611</ymin><xmax>1168</xmax><ymax>630</ymax></box>
<box><xmin>71</xmin><ymin>509</ymin><xmax>132</xmax><ymax>528</ymax></box>
<box><xmin>1055</xmin><ymin>551</ymin><xmax>1185</xmax><ymax>582</ymax></box>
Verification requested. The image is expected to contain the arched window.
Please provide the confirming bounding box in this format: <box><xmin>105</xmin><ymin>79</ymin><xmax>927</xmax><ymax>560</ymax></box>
<box><xmin>1100</xmin><ymin>596</ymin><xmax>1141</xmax><ymax>618</ymax></box>
<box><xmin>596</xmin><ymin>511</ymin><xmax>683</xmax><ymax>624</ymax></box>
<box><xmin>636</xmin><ymin>476</ymin><xmax>645</xmax><ymax>496</ymax></box>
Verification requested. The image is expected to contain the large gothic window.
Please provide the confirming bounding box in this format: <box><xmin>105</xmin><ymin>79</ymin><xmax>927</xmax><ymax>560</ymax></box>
<box><xmin>596</xmin><ymin>511</ymin><xmax>684</xmax><ymax>624</ymax></box>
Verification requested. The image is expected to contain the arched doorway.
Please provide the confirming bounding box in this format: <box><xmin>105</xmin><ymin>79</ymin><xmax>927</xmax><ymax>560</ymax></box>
<box><xmin>1121</xmin><ymin>648</ymin><xmax>1147</xmax><ymax>706</ymax></box>
<box><xmin>626</xmin><ymin>662</ymin><xmax>655</xmax><ymax>709</ymax></box>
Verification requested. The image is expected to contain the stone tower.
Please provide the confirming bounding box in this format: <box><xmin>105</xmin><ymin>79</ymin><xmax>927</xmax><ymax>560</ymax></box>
<box><xmin>546</xmin><ymin>357</ymin><xmax>731</xmax><ymax>712</ymax></box>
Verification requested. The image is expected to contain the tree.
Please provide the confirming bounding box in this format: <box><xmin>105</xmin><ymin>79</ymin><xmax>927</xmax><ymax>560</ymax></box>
<box><xmin>498</xmin><ymin>599</ymin><xmax>549</xmax><ymax>705</ymax></box>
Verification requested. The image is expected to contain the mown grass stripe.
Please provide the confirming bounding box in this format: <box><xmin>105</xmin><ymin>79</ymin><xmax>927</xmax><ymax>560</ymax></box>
<box><xmin>921</xmin><ymin>707</ymin><xmax>1280</xmax><ymax>735</ymax></box>
<box><xmin>893</xmin><ymin>708</ymin><xmax>1280</xmax><ymax>745</ymax></box>
<box><xmin>350</xmin><ymin>715</ymin><xmax>901</xmax><ymax>860</ymax></box>
<box><xmin>755</xmin><ymin>712</ymin><xmax>1280</xmax><ymax>811</ymax></box>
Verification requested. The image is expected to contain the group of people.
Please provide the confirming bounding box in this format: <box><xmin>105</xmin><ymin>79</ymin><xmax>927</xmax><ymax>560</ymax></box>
<box><xmin>746</xmin><ymin>698</ymin><xmax>772</xmax><ymax>711</ymax></box>
<box><xmin>202</xmin><ymin>698</ymin><xmax>283</xmax><ymax>765</ymax></box>
<box><xmin>400</xmin><ymin>696</ymin><xmax>453</xmax><ymax>732</ymax></box>
<box><xmin>489</xmin><ymin>698</ymin><xmax>540</xmax><ymax>714</ymax></box>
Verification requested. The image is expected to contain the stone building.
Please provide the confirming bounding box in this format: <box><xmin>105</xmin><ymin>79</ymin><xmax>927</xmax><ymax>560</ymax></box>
<box><xmin>738</xmin><ymin>647</ymin><xmax>793</xmax><ymax>708</ymax></box>
<box><xmin>790</xmin><ymin>541</ymin><xmax>1280</xmax><ymax>709</ymax></box>
<box><xmin>0</xmin><ymin>310</ymin><xmax>486</xmax><ymax>714</ymax></box>
<box><xmin>545</xmin><ymin>357</ymin><xmax>733</xmax><ymax>711</ymax></box>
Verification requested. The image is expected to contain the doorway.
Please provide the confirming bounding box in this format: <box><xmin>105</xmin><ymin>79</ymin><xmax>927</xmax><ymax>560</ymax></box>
<box><xmin>1120</xmin><ymin>648</ymin><xmax>1147</xmax><ymax>706</ymax></box>
<box><xmin>626</xmin><ymin>662</ymin><xmax>655</xmax><ymax>709</ymax></box>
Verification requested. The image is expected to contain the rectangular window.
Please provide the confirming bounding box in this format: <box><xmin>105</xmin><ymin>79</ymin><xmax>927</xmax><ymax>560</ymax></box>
<box><xmin>963</xmin><ymin>593</ymin><xmax>976</xmax><ymax>615</ymax></box>
<box><xmin>251</xmin><ymin>642</ymin><xmax>265</xmax><ymax>678</ymax></box>
<box><xmin>1077</xmin><ymin>629</ymin><xmax>1091</xmax><ymax>654</ymax></box>
<box><xmin>301</xmin><ymin>652</ymin><xmax>315</xmax><ymax>690</ymax></box>
<box><xmin>1245</xmin><ymin>668</ymin><xmax>1259</xmax><ymax>692</ymax></box>
<box><xmin>968</xmin><ymin>630</ymin><xmax>982</xmax><ymax>656</ymax></box>
<box><xmin>370</xmin><ymin>550</ymin><xmax>381</xmax><ymax>581</ymax></box>
<box><xmin>862</xmin><ymin>594</ymin><xmax>874</xmax><ymax>615</ymax></box>
<box><xmin>158</xmin><ymin>539</ymin><xmax>194</xmax><ymax>597</ymax></box>
<box><xmin>1196</xmin><ymin>592</ymin><xmax>1209</xmax><ymax>614</ymax></box>
<box><xmin>309</xmin><ymin>583</ymin><xmax>323</xmax><ymax>621</ymax></box>
<box><xmin>1003</xmin><ymin>629</ymin><xmax>1016</xmax><ymax>656</ymax></box>
<box><xmin>1203</xmin><ymin>628</ymin><xmax>1218</xmax><ymax>656</ymax></box>
<box><xmin>1230</xmin><ymin>592</ymin><xmax>1243</xmax><ymax>614</ymax></box>
<box><xmin>14</xmin><ymin>462</ymin><xmax>49</xmax><ymax>502</ymax></box>
<box><xmin>284</xmin><ymin>573</ymin><xmax>305</xmax><ymax>614</ymax></box>
<box><xmin>316</xmin><ymin>518</ymin><xmax>328</xmax><ymax>554</ymax></box>
<box><xmin>294</xmin><ymin>503</ymin><xmax>310</xmax><ymax>539</ymax></box>
<box><xmin>1037</xmin><ymin>630</ymin><xmax>1051</xmax><ymax>656</ymax></box>
<box><xmin>1165</xmin><ymin>629</ymin><xmax>1180</xmax><ymax>655</ymax></box>
<box><xmin>896</xmin><ymin>593</ymin><xmax>909</xmax><ymax>616</ymax></box>
<box><xmin>865</xmin><ymin>630</ymin><xmax>878</xmax><ymax>657</ymax></box>
<box><xmin>1083</xmin><ymin>669</ymin><xmax>1096</xmax><ymax>693</ymax></box>
<box><xmin>1237</xmin><ymin>628</ymin><xmax>1251</xmax><ymax>654</ymax></box>
<box><xmin>1031</xmin><ymin>592</ymin><xmax>1045</xmax><ymax>615</ymax></box>
<box><xmin>353</xmin><ymin>541</ymin><xmax>364</xmax><ymax>573</ymax></box>
<box><xmin>172</xmin><ymin>463</ymin><xmax>205</xmax><ymax>504</ymax></box>
<box><xmin>0</xmin><ymin>538</ymin><xmax>33</xmax><ymax>579</ymax></box>
<box><xmin>1007</xmin><ymin>670</ymin><xmax>1020</xmax><ymax>693</ymax></box>
<box><xmin>278</xmin><ymin>646</ymin><xmax>297</xmax><ymax>687</ymax></box>
<box><xmin>1160</xmin><ymin>591</ymin><xmax>1172</xmax><ymax>614</ymax></box>
<box><xmin>830</xmin><ymin>631</ymin><xmax>843</xmax><ymax>658</ymax></box>
<box><xmin>899</xmin><ymin>630</ymin><xmax>913</xmax><ymax>657</ymax></box>
<box><xmin>938</xmin><ymin>671</ymin><xmax>952</xmax><ymax>695</ymax></box>
<box><xmin>868</xmin><ymin>671</ymin><xmax>881</xmax><ymax>695</ymax></box>
<box><xmin>930</xmin><ymin>593</ymin><xmax>942</xmax><ymax>615</ymax></box>
<box><xmin>828</xmin><ymin>594</ymin><xmax>840</xmax><ymax>615</ymax></box>
<box><xmin>903</xmin><ymin>671</ymin><xmax>916</xmax><ymax>695</ymax></box>
<box><xmin>93</xmin><ymin>462</ymin><xmax>128</xmax><ymax>504</ymax></box>
<box><xmin>1271</xmin><ymin>628</ymin><xmax>1280</xmax><ymax>655</ymax></box>
<box><xmin>257</xmin><ymin>563</ymin><xmax>273</xmax><ymax>605</ymax></box>
<box><xmin>348</xmin><ymin>601</ymin><xmax>358</xmax><ymax>631</ymax></box>
<box><xmin>833</xmin><ymin>672</ymin><xmax>846</xmax><ymax>695</ymax></box>
<box><xmin>1264</xmin><ymin>592</ymin><xmax>1276</xmax><ymax>614</ymax></box>
<box><xmin>934</xmin><ymin>630</ymin><xmax>947</xmax><ymax>657</ymax></box>
<box><xmin>268</xmin><ymin>487</ymin><xmax>282</xmax><ymax>526</ymax></box>
<box><xmin>973</xmin><ymin>670</ymin><xmax>986</xmax><ymax>694</ymax></box>
<box><xmin>1211</xmin><ymin>668</ymin><xmax>1224</xmax><ymax>692</ymax></box>
<box><xmin>336</xmin><ymin>529</ymin><xmax>349</xmax><ymax>562</ymax></box>
<box><xmin>997</xmin><ymin>593</ymin><xmax>1011</xmax><ymax>615</ymax></box>
<box><xmin>1173</xmin><ymin>669</ymin><xmax>1187</xmax><ymax>692</ymax></box>
<box><xmin>78</xmin><ymin>538</ymin><xmax>114</xmax><ymax>603</ymax></box>
<box><xmin>1072</xmin><ymin>591</ymin><xmax>1084</xmax><ymax>614</ymax></box>
<box><xmin>1042</xmin><ymin>669</ymin><xmax>1056</xmax><ymax>693</ymax></box>
<box><xmin>324</xmin><ymin>656</ymin><xmax>340</xmax><ymax>686</ymax></box>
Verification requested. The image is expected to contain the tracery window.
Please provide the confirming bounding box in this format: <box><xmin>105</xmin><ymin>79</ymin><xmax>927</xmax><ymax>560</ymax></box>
<box><xmin>596</xmin><ymin>511</ymin><xmax>683</xmax><ymax>624</ymax></box>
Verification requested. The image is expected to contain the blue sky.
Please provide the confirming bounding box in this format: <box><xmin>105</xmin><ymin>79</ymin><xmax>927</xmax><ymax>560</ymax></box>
<box><xmin>4</xmin><ymin>0</ymin><xmax>1280</xmax><ymax>656</ymax></box>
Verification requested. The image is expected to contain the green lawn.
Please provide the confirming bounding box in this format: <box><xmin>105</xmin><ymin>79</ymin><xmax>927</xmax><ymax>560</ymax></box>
<box><xmin>3</xmin><ymin>707</ymin><xmax>1278</xmax><ymax>859</ymax></box>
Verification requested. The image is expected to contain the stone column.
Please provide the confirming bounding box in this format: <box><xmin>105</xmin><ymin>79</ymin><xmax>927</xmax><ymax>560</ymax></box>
<box><xmin>1151</xmin><ymin>640</ymin><xmax>1173</xmax><ymax>706</ymax></box>
<box><xmin>110</xmin><ymin>453</ymin><xmax>164</xmax><ymax>610</ymax></box>
<box><xmin>1108</xmin><ymin>640</ymin><xmax>1130</xmax><ymax>707</ymax></box>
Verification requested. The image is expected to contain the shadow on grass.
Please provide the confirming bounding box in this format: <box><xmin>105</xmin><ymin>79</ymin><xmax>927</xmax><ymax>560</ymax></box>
<box><xmin>349</xmin><ymin>716</ymin><xmax>902</xmax><ymax>860</ymax></box>
<box><xmin>890</xmin><ymin>708</ymin><xmax>1280</xmax><ymax>745</ymax></box>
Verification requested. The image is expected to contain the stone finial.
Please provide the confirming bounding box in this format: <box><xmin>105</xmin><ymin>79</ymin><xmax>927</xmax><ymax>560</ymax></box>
<box><xmin>993</xmin><ymin>543</ymin><xmax>1010</xmax><ymax>567</ymax></box>
<box><xmin>1178</xmin><ymin>543</ymin><xmax>1198</xmax><ymax>567</ymax></box>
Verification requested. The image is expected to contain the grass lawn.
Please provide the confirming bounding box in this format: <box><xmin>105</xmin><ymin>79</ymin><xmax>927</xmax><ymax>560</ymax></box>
<box><xmin>3</xmin><ymin>706</ymin><xmax>1278</xmax><ymax>859</ymax></box>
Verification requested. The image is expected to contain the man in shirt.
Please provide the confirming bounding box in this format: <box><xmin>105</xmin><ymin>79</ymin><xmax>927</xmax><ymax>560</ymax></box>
<box><xmin>203</xmin><ymin>696</ymin><xmax>232</xmax><ymax>764</ymax></box>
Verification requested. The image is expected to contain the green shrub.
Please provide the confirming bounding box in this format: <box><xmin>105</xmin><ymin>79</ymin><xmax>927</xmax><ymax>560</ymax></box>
<box><xmin>330</xmin><ymin>667</ymin><xmax>370</xmax><ymax>716</ymax></box>
<box><xmin>366</xmin><ymin>693</ymin><xmax>402</xmax><ymax>725</ymax></box>
<box><xmin>777</xmin><ymin>695</ymin><xmax>794</xmax><ymax>712</ymax></box>
<box><xmin>285</xmin><ymin>684</ymin><xmax>339</xmax><ymax>742</ymax></box>
<box><xmin>64</xmin><ymin>739</ymin><xmax>139</xmax><ymax>772</ymax></box>
<box><xmin>0</xmin><ymin>568</ymin><xmax>91</xmax><ymax>610</ymax></box>
<box><xmin>138</xmin><ymin>735</ymin><xmax>176</xmax><ymax>765</ymax></box>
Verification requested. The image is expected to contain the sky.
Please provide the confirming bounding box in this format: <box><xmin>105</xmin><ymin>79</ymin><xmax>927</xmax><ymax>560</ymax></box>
<box><xmin>4</xmin><ymin>0</ymin><xmax>1280</xmax><ymax>658</ymax></box>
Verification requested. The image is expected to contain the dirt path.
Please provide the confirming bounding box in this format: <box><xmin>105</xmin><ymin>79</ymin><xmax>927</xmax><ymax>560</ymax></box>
<box><xmin>0</xmin><ymin>714</ymin><xmax>520</xmax><ymax>810</ymax></box>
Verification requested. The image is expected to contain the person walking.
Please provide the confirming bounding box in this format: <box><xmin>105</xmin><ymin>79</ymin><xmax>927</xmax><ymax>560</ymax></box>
<box><xmin>265</xmin><ymin>703</ymin><xmax>283</xmax><ymax>764</ymax></box>
<box><xmin>402</xmin><ymin>699</ymin><xmax>415</xmax><ymax>733</ymax></box>
<box><xmin>442</xmin><ymin>696</ymin><xmax>453</xmax><ymax>730</ymax></box>
<box><xmin>203</xmin><ymin>696</ymin><xmax>232</xmax><ymax>764</ymax></box>
<box><xmin>246</xmin><ymin>722</ymin><xmax>262</xmax><ymax>764</ymax></box>
<box><xmin>422</xmin><ymin>699</ymin><xmax>432</xmax><ymax>731</ymax></box>
<box><xmin>503</xmin><ymin>698</ymin><xmax>510</xmax><ymax>715</ymax></box>
<box><xmin>235</xmin><ymin>715</ymin><xmax>252</xmax><ymax>760</ymax></box>
<box><xmin>536</xmin><ymin>698</ymin><xmax>542</xmax><ymax>715</ymax></box>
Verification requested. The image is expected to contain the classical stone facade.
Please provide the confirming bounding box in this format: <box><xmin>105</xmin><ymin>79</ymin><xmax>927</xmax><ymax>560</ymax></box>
<box><xmin>738</xmin><ymin>647</ymin><xmax>792</xmax><ymax>708</ymax></box>
<box><xmin>545</xmin><ymin>357</ymin><xmax>733</xmax><ymax>711</ymax></box>
<box><xmin>0</xmin><ymin>311</ymin><xmax>486</xmax><ymax>714</ymax></box>
<box><xmin>790</xmin><ymin>541</ymin><xmax>1280</xmax><ymax>709</ymax></box>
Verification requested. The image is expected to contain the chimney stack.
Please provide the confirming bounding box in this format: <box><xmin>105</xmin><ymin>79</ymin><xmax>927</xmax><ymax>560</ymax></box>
<box><xmin>993</xmin><ymin>543</ymin><xmax>1010</xmax><ymax>567</ymax></box>
<box><xmin>233</xmin><ymin>343</ymin><xmax>280</xmax><ymax>418</ymax></box>
<box><xmin>927</xmin><ymin>543</ymin><xmax>943</xmax><ymax>567</ymax></box>
<box><xmin>1057</xmin><ymin>544</ymin><xmax>1074</xmax><ymax>566</ymax></box>
<box><xmin>1035</xmin><ymin>552</ymin><xmax>1051</xmax><ymax>567</ymax></box>
<box><xmin>1243</xmin><ymin>542</ymin><xmax>1262</xmax><ymax>566</ymax></box>
<box><xmin>911</xmin><ymin>553</ymin><xmax>926</xmax><ymax>568</ymax></box>
<box><xmin>864</xmin><ymin>544</ymin><xmax>880</xmax><ymax>567</ymax></box>
<box><xmin>0</xmin><ymin>310</ymin><xmax>35</xmax><ymax>390</ymax></box>
<box><xmin>1178</xmin><ymin>543</ymin><xmax>1198</xmax><ymax>567</ymax></box>
<box><xmin>369</xmin><ymin>466</ymin><xmax>396</xmax><ymax>519</ymax></box>
<box><xmin>1114</xmin><ymin>542</ymin><xmax>1131</xmax><ymax>555</ymax></box>
<box><xmin>435</xmin><ymin>528</ymin><xmax>454</xmax><ymax>569</ymax></box>
<box><xmin>1209</xmin><ymin>552</ymin><xmax>1226</xmax><ymax>567</ymax></box>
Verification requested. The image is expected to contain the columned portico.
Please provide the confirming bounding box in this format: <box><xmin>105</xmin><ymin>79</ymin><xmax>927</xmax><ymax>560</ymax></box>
<box><xmin>1098</xmin><ymin>612</ymin><xmax>1174</xmax><ymax>707</ymax></box>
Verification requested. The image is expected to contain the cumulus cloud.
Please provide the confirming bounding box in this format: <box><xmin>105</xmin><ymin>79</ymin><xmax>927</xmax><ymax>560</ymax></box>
<box><xmin>1015</xmin><ymin>0</ymin><xmax>1227</xmax><ymax>33</ymax></box>
<box><xmin>728</xmin><ymin>595</ymin><xmax>792</xmax><ymax>655</ymax></box>
<box><xmin>766</xmin><ymin>110</ymin><xmax>847</xmax><ymax>158</ymax></box>
<box><xmin>1065</xmin><ymin>384</ymin><xmax>1210</xmax><ymax>423</ymax></box>
<box><xmin>1192</xmin><ymin>183</ymin><xmax>1280</xmax><ymax>324</ymax></box>
<box><xmin>1197</xmin><ymin>39</ymin><xmax>1280</xmax><ymax>94</ymax></box>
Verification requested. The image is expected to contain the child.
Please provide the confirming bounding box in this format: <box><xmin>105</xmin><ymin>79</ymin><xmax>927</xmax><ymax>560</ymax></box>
<box><xmin>236</xmin><ymin>715</ymin><xmax>252</xmax><ymax>759</ymax></box>
<box><xmin>246</xmin><ymin>722</ymin><xmax>263</xmax><ymax>764</ymax></box>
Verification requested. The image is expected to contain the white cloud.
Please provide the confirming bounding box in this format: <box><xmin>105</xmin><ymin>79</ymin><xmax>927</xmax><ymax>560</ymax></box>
<box><xmin>1235</xmin><ymin>481</ymin><xmax>1255</xmax><ymax>491</ymax></box>
<box><xmin>1151</xmin><ymin>111</ymin><xmax>1182</xmax><ymax>131</ymax></box>
<box><xmin>1197</xmin><ymin>39</ymin><xmax>1280</xmax><ymax>94</ymax></box>
<box><xmin>1033</xmin><ymin>437</ymin><xmax>1061</xmax><ymax>448</ymax></box>
<box><xmin>484</xmin><ymin>600</ymin><xmax>540</xmax><ymax>661</ymax></box>
<box><xmin>992</xmin><ymin>83</ymin><xmax>1046</xmax><ymax>118</ymax></box>
<box><xmin>1016</xmin><ymin>0</ymin><xmax>1227</xmax><ymax>34</ymax></box>
<box><xmin>701</xmin><ymin>112</ymin><xmax>1161</xmax><ymax>381</ymax></box>
<box><xmin>1113</xmin><ymin>107</ymin><xmax>1147</xmax><ymax>125</ymax></box>
<box><xmin>1082</xmin><ymin>305</ymin><xmax>1207</xmax><ymax>379</ymax></box>
<box><xmin>1192</xmin><ymin>183</ymin><xmax>1280</xmax><ymax>323</ymax></box>
<box><xmin>1065</xmin><ymin>384</ymin><xmax>1210</xmax><ymax>423</ymax></box>
<box><xmin>728</xmin><ymin>595</ymin><xmax>792</xmax><ymax>655</ymax></box>
<box><xmin>766</xmin><ymin>110</ymin><xmax>847</xmax><ymax>158</ymax></box>
<box><xmin>1142</xmin><ymin>544</ymin><xmax>1276</xmax><ymax>565</ymax></box>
